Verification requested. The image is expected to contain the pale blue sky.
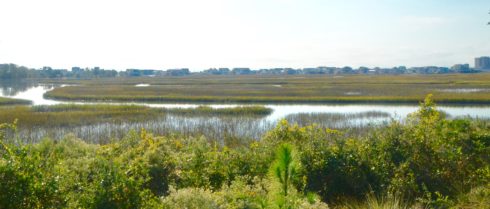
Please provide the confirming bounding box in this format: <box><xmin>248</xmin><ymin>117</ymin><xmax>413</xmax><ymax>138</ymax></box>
<box><xmin>0</xmin><ymin>0</ymin><xmax>488</xmax><ymax>70</ymax></box>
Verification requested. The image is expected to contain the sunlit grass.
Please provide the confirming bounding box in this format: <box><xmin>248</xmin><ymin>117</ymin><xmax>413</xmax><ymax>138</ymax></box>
<box><xmin>0</xmin><ymin>97</ymin><xmax>31</xmax><ymax>105</ymax></box>
<box><xmin>285</xmin><ymin>111</ymin><xmax>390</xmax><ymax>128</ymax></box>
<box><xmin>0</xmin><ymin>104</ymin><xmax>272</xmax><ymax>128</ymax></box>
<box><xmin>335</xmin><ymin>193</ymin><xmax>418</xmax><ymax>209</ymax></box>
<box><xmin>44</xmin><ymin>74</ymin><xmax>490</xmax><ymax>104</ymax></box>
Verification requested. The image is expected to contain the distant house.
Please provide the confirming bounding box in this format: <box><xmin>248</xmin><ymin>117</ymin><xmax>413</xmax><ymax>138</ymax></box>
<box><xmin>125</xmin><ymin>69</ymin><xmax>157</xmax><ymax>77</ymax></box>
<box><xmin>71</xmin><ymin>67</ymin><xmax>83</xmax><ymax>73</ymax></box>
<box><xmin>283</xmin><ymin>68</ymin><xmax>300</xmax><ymax>75</ymax></box>
<box><xmin>302</xmin><ymin>68</ymin><xmax>322</xmax><ymax>74</ymax></box>
<box><xmin>232</xmin><ymin>68</ymin><xmax>253</xmax><ymax>75</ymax></box>
<box><xmin>202</xmin><ymin>68</ymin><xmax>230</xmax><ymax>75</ymax></box>
<box><xmin>341</xmin><ymin>66</ymin><xmax>354</xmax><ymax>74</ymax></box>
<box><xmin>126</xmin><ymin>69</ymin><xmax>142</xmax><ymax>77</ymax></box>
<box><xmin>165</xmin><ymin>68</ymin><xmax>190</xmax><ymax>76</ymax></box>
<box><xmin>358</xmin><ymin>67</ymin><xmax>370</xmax><ymax>74</ymax></box>
<box><xmin>451</xmin><ymin>64</ymin><xmax>475</xmax><ymax>73</ymax></box>
<box><xmin>218</xmin><ymin>68</ymin><xmax>231</xmax><ymax>75</ymax></box>
<box><xmin>409</xmin><ymin>66</ymin><xmax>449</xmax><ymax>74</ymax></box>
<box><xmin>202</xmin><ymin>68</ymin><xmax>219</xmax><ymax>75</ymax></box>
<box><xmin>256</xmin><ymin>68</ymin><xmax>293</xmax><ymax>75</ymax></box>
<box><xmin>141</xmin><ymin>70</ymin><xmax>156</xmax><ymax>77</ymax></box>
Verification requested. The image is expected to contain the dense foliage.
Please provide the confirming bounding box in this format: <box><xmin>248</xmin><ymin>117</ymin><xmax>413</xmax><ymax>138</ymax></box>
<box><xmin>0</xmin><ymin>64</ymin><xmax>117</xmax><ymax>79</ymax></box>
<box><xmin>0</xmin><ymin>96</ymin><xmax>488</xmax><ymax>208</ymax></box>
<box><xmin>0</xmin><ymin>64</ymin><xmax>31</xmax><ymax>79</ymax></box>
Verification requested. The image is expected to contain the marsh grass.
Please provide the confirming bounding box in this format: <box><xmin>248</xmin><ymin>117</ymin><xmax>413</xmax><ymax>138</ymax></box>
<box><xmin>31</xmin><ymin>104</ymin><xmax>272</xmax><ymax>115</ymax></box>
<box><xmin>0</xmin><ymin>103</ymin><xmax>388</xmax><ymax>143</ymax></box>
<box><xmin>452</xmin><ymin>185</ymin><xmax>490</xmax><ymax>209</ymax></box>
<box><xmin>285</xmin><ymin>111</ymin><xmax>391</xmax><ymax>128</ymax></box>
<box><xmin>44</xmin><ymin>74</ymin><xmax>490</xmax><ymax>104</ymax></box>
<box><xmin>0</xmin><ymin>97</ymin><xmax>31</xmax><ymax>105</ymax></box>
<box><xmin>0</xmin><ymin>104</ymin><xmax>271</xmax><ymax>125</ymax></box>
<box><xmin>0</xmin><ymin>104</ymin><xmax>273</xmax><ymax>143</ymax></box>
<box><xmin>335</xmin><ymin>193</ymin><xmax>419</xmax><ymax>209</ymax></box>
<box><xmin>18</xmin><ymin>112</ymin><xmax>383</xmax><ymax>144</ymax></box>
<box><xmin>32</xmin><ymin>115</ymin><xmax>274</xmax><ymax>144</ymax></box>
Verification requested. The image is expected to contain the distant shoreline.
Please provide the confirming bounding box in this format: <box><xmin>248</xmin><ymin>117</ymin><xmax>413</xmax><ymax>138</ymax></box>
<box><xmin>42</xmin><ymin>94</ymin><xmax>490</xmax><ymax>105</ymax></box>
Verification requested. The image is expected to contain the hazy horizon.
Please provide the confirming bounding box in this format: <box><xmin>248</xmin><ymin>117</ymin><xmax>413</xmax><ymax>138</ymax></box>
<box><xmin>1</xmin><ymin>0</ymin><xmax>489</xmax><ymax>71</ymax></box>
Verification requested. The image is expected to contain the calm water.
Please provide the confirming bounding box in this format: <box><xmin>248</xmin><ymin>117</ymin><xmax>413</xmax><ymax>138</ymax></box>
<box><xmin>2</xmin><ymin>82</ymin><xmax>490</xmax><ymax>142</ymax></box>
<box><xmin>2</xmin><ymin>82</ymin><xmax>490</xmax><ymax>121</ymax></box>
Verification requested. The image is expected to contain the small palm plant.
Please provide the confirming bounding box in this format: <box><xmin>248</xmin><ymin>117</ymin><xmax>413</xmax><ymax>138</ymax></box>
<box><xmin>270</xmin><ymin>143</ymin><xmax>300</xmax><ymax>197</ymax></box>
<box><xmin>269</xmin><ymin>143</ymin><xmax>330</xmax><ymax>208</ymax></box>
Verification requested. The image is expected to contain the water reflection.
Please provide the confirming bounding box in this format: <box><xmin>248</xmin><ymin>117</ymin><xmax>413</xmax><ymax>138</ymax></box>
<box><xmin>15</xmin><ymin>114</ymin><xmax>274</xmax><ymax>144</ymax></box>
<box><xmin>0</xmin><ymin>80</ymin><xmax>61</xmax><ymax>105</ymax></box>
<box><xmin>0</xmin><ymin>80</ymin><xmax>41</xmax><ymax>96</ymax></box>
<box><xmin>2</xmin><ymin>82</ymin><xmax>489</xmax><ymax>120</ymax></box>
<box><xmin>2</xmin><ymin>81</ymin><xmax>490</xmax><ymax>142</ymax></box>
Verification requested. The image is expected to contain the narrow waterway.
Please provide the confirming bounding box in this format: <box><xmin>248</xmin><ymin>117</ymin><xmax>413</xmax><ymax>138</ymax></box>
<box><xmin>2</xmin><ymin>83</ymin><xmax>490</xmax><ymax>121</ymax></box>
<box><xmin>2</xmin><ymin>82</ymin><xmax>490</xmax><ymax>142</ymax></box>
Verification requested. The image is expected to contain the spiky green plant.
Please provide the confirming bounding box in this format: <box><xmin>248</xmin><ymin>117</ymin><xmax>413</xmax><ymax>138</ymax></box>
<box><xmin>270</xmin><ymin>143</ymin><xmax>300</xmax><ymax>197</ymax></box>
<box><xmin>338</xmin><ymin>192</ymin><xmax>416</xmax><ymax>209</ymax></box>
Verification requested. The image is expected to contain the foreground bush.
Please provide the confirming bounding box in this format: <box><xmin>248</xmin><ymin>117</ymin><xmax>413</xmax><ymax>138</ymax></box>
<box><xmin>0</xmin><ymin>95</ymin><xmax>488</xmax><ymax>208</ymax></box>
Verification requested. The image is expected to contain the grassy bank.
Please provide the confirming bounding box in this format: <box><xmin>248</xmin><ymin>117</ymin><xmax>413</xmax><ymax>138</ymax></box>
<box><xmin>0</xmin><ymin>103</ymin><xmax>389</xmax><ymax>144</ymax></box>
<box><xmin>0</xmin><ymin>104</ymin><xmax>272</xmax><ymax>128</ymax></box>
<box><xmin>0</xmin><ymin>97</ymin><xmax>31</xmax><ymax>105</ymax></box>
<box><xmin>44</xmin><ymin>74</ymin><xmax>490</xmax><ymax>104</ymax></box>
<box><xmin>285</xmin><ymin>111</ymin><xmax>391</xmax><ymax>128</ymax></box>
<box><xmin>0</xmin><ymin>96</ymin><xmax>488</xmax><ymax>208</ymax></box>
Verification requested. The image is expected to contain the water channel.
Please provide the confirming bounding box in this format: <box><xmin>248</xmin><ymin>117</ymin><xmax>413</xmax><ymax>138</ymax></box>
<box><xmin>2</xmin><ymin>82</ymin><xmax>490</xmax><ymax>142</ymax></box>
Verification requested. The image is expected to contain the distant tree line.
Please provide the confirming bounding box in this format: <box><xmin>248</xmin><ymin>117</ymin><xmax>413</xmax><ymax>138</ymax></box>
<box><xmin>197</xmin><ymin>65</ymin><xmax>478</xmax><ymax>76</ymax></box>
<box><xmin>0</xmin><ymin>64</ymin><xmax>118</xmax><ymax>79</ymax></box>
<box><xmin>0</xmin><ymin>64</ymin><xmax>31</xmax><ymax>79</ymax></box>
<box><xmin>0</xmin><ymin>62</ymin><xmax>483</xmax><ymax>80</ymax></box>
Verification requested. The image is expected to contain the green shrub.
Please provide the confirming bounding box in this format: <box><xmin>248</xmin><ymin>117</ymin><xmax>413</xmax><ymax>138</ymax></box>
<box><xmin>161</xmin><ymin>187</ymin><xmax>220</xmax><ymax>209</ymax></box>
<box><xmin>0</xmin><ymin>136</ymin><xmax>64</xmax><ymax>208</ymax></box>
<box><xmin>0</xmin><ymin>95</ymin><xmax>488</xmax><ymax>208</ymax></box>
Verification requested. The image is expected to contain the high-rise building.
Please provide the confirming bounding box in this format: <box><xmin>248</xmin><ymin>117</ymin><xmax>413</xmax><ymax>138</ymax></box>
<box><xmin>475</xmin><ymin>57</ymin><xmax>490</xmax><ymax>70</ymax></box>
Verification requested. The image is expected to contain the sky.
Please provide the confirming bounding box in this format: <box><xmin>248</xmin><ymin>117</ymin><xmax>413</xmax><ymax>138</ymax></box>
<box><xmin>0</xmin><ymin>0</ymin><xmax>489</xmax><ymax>71</ymax></box>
